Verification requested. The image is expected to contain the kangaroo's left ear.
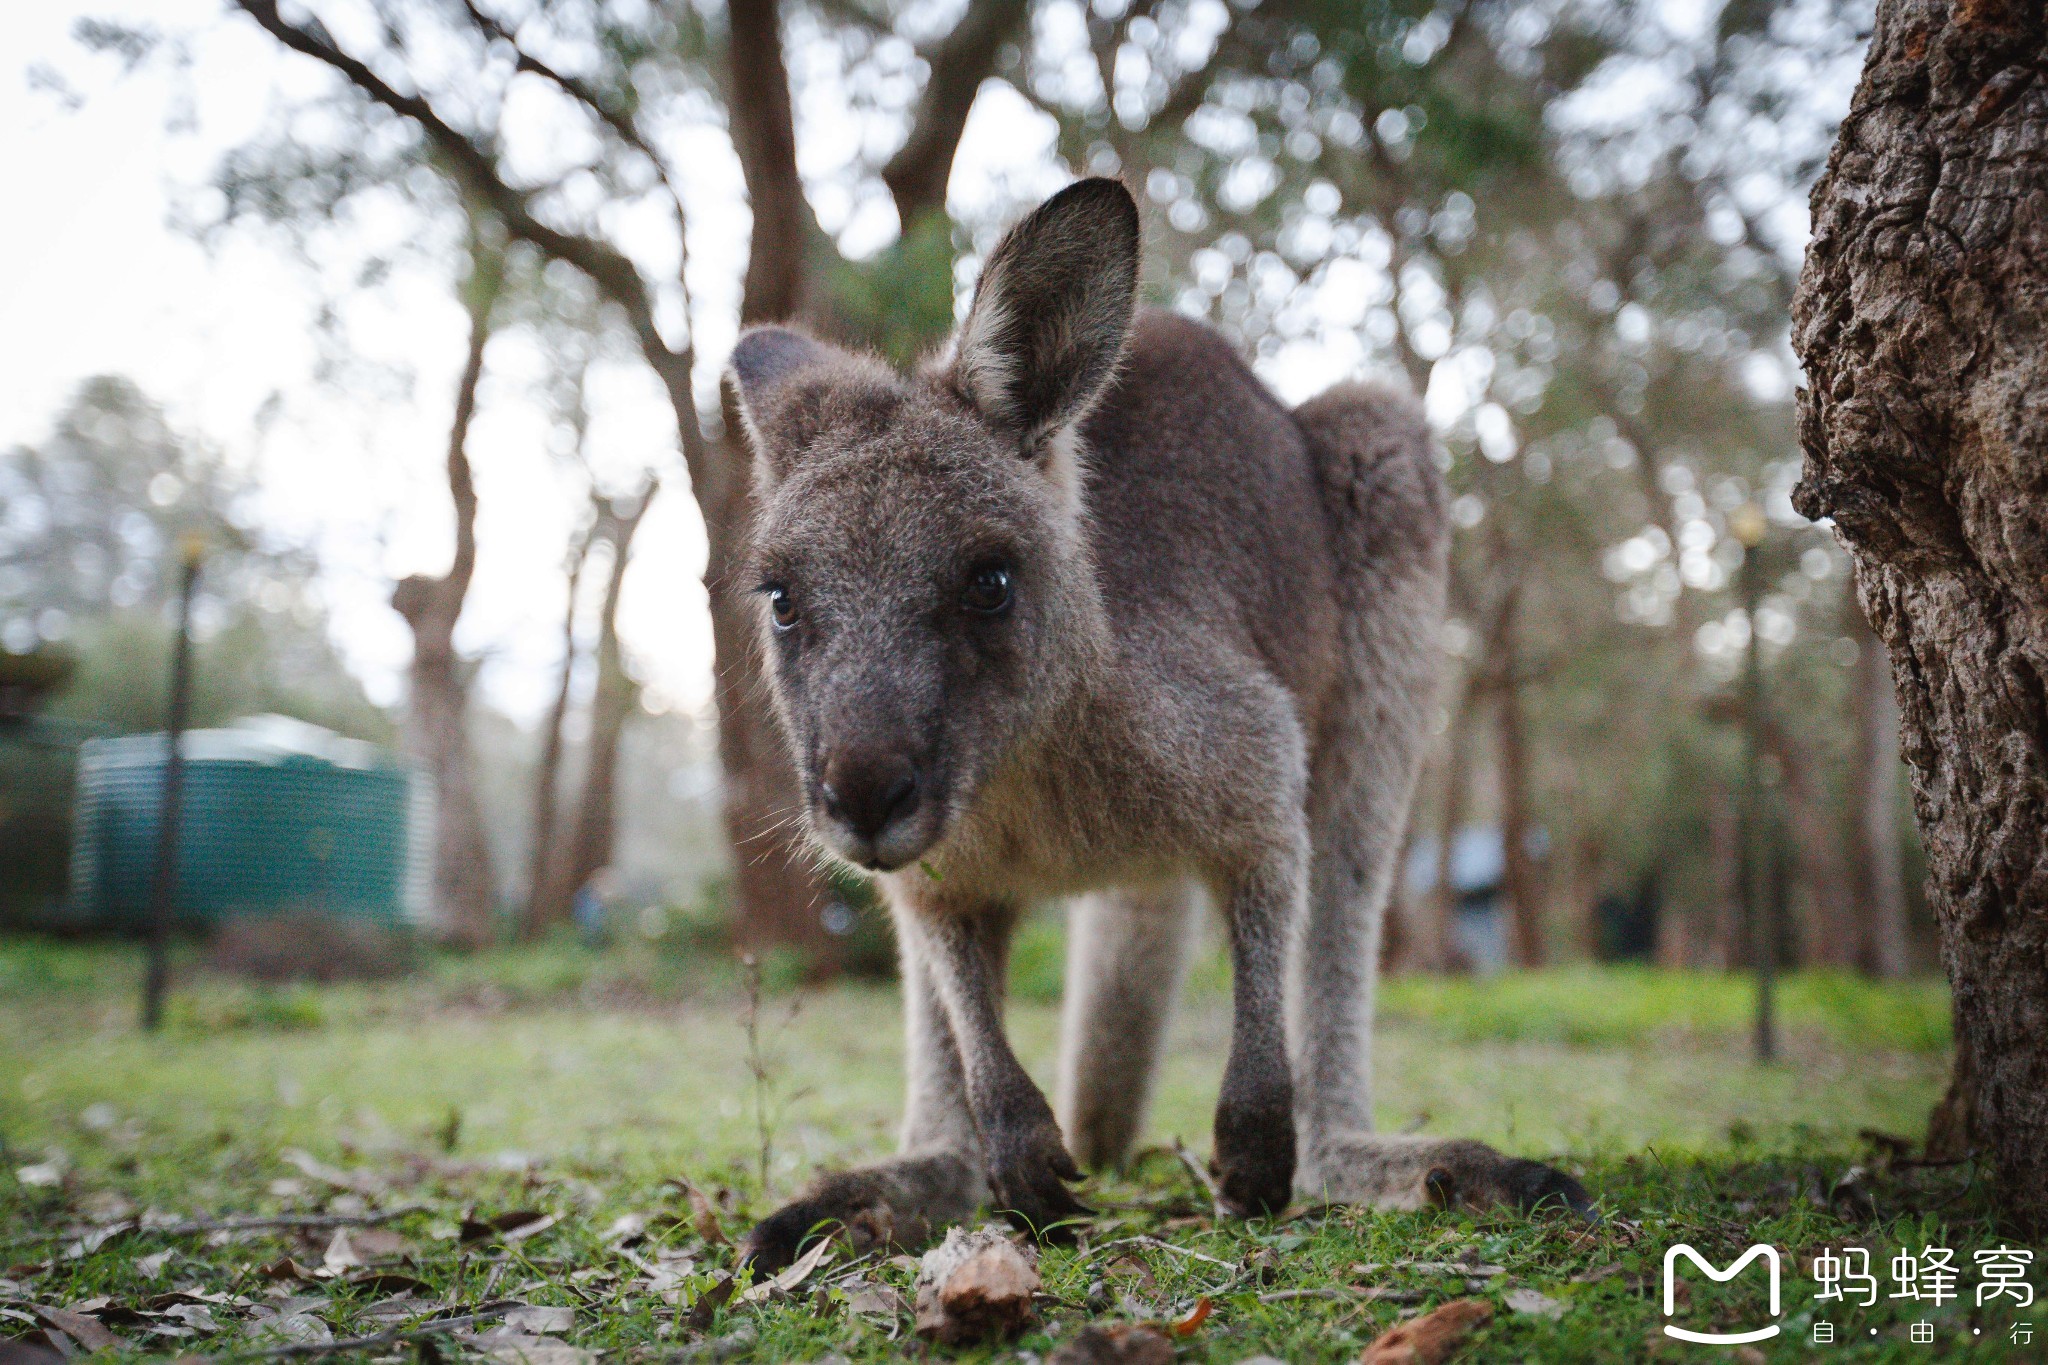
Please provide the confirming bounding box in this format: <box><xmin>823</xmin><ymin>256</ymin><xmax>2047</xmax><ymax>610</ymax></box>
<box><xmin>948</xmin><ymin>178</ymin><xmax>1140</xmax><ymax>457</ymax></box>
<box><xmin>726</xmin><ymin>325</ymin><xmax>838</xmax><ymax>492</ymax></box>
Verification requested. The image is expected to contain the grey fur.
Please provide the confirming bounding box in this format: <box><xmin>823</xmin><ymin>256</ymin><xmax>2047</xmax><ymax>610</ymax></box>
<box><xmin>728</xmin><ymin>179</ymin><xmax>1592</xmax><ymax>1269</ymax></box>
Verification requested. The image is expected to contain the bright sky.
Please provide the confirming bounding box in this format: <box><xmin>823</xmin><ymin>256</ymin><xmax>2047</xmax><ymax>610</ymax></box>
<box><xmin>0</xmin><ymin>0</ymin><xmax>1074</xmax><ymax>724</ymax></box>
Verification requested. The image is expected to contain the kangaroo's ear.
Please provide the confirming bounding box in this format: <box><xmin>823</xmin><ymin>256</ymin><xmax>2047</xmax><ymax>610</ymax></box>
<box><xmin>950</xmin><ymin>178</ymin><xmax>1139</xmax><ymax>456</ymax></box>
<box><xmin>726</xmin><ymin>326</ymin><xmax>835</xmax><ymax>490</ymax></box>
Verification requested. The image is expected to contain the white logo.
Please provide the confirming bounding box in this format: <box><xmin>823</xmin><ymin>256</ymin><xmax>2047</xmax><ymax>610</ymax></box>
<box><xmin>1663</xmin><ymin>1243</ymin><xmax>1782</xmax><ymax>1345</ymax></box>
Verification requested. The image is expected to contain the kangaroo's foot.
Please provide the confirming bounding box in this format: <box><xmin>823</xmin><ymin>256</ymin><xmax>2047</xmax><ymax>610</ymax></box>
<box><xmin>983</xmin><ymin>1110</ymin><xmax>1091</xmax><ymax>1240</ymax></box>
<box><xmin>1212</xmin><ymin>1079</ymin><xmax>1297</xmax><ymax>1217</ymax></box>
<box><xmin>1302</xmin><ymin>1133</ymin><xmax>1597</xmax><ymax>1221</ymax></box>
<box><xmin>737</xmin><ymin>1151</ymin><xmax>985</xmax><ymax>1273</ymax></box>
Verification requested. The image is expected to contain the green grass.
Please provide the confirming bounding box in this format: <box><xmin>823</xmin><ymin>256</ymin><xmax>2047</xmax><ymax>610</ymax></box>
<box><xmin>0</xmin><ymin>936</ymin><xmax>2033</xmax><ymax>1362</ymax></box>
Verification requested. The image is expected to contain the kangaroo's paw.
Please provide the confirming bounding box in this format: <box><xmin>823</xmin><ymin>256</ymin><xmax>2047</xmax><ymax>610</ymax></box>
<box><xmin>736</xmin><ymin>1151</ymin><xmax>985</xmax><ymax>1273</ymax></box>
<box><xmin>1212</xmin><ymin>1082</ymin><xmax>1297</xmax><ymax>1217</ymax></box>
<box><xmin>984</xmin><ymin>1116</ymin><xmax>1091</xmax><ymax>1241</ymax></box>
<box><xmin>1304</xmin><ymin>1134</ymin><xmax>1597</xmax><ymax>1221</ymax></box>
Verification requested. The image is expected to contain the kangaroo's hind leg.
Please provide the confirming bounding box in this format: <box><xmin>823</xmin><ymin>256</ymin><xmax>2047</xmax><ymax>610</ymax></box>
<box><xmin>1292</xmin><ymin>380</ymin><xmax>1594</xmax><ymax>1219</ymax></box>
<box><xmin>1055</xmin><ymin>885</ymin><xmax>1203</xmax><ymax>1172</ymax></box>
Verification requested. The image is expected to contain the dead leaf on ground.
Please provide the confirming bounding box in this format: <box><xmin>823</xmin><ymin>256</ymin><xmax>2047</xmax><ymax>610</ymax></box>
<box><xmin>1048</xmin><ymin>1323</ymin><xmax>1176</xmax><ymax>1364</ymax></box>
<box><xmin>460</xmin><ymin>1211</ymin><xmax>557</xmax><ymax>1245</ymax></box>
<box><xmin>0</xmin><ymin>1338</ymin><xmax>67</xmax><ymax>1365</ymax></box>
<box><xmin>1570</xmin><ymin>1262</ymin><xmax>1625</xmax><ymax>1284</ymax></box>
<box><xmin>666</xmin><ymin>1178</ymin><xmax>729</xmax><ymax>1246</ymax></box>
<box><xmin>279</xmin><ymin>1149</ymin><xmax>382</xmax><ymax>1196</ymax></box>
<box><xmin>27</xmin><ymin>1304</ymin><xmax>123</xmax><ymax>1352</ymax></box>
<box><xmin>468</xmin><ymin>1326</ymin><xmax>593</xmax><ymax>1365</ymax></box>
<box><xmin>501</xmin><ymin>1306</ymin><xmax>575</xmax><ymax>1335</ymax></box>
<box><xmin>685</xmin><ymin>1273</ymin><xmax>736</xmax><ymax>1330</ymax></box>
<box><xmin>912</xmin><ymin>1224</ymin><xmax>1040</xmax><ymax>1346</ymax></box>
<box><xmin>739</xmin><ymin>1235</ymin><xmax>834</xmax><ymax>1304</ymax></box>
<box><xmin>1166</xmin><ymin>1296</ymin><xmax>1213</xmax><ymax>1337</ymax></box>
<box><xmin>1504</xmin><ymin>1287</ymin><xmax>1567</xmax><ymax>1320</ymax></box>
<box><xmin>1358</xmin><ymin>1296</ymin><xmax>1494</xmax><ymax>1365</ymax></box>
<box><xmin>257</xmin><ymin>1256</ymin><xmax>322</xmax><ymax>1283</ymax></box>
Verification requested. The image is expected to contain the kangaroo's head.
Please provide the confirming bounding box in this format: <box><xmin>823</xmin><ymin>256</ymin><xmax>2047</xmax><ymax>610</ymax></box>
<box><xmin>727</xmin><ymin>178</ymin><xmax>1139</xmax><ymax>872</ymax></box>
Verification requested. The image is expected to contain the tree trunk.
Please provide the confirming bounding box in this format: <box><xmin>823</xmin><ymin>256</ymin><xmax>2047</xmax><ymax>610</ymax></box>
<box><xmin>1850</xmin><ymin>602</ymin><xmax>1912</xmax><ymax>977</ymax></box>
<box><xmin>392</xmin><ymin>233</ymin><xmax>505</xmax><ymax>949</ymax></box>
<box><xmin>1792</xmin><ymin>0</ymin><xmax>2048</xmax><ymax>1231</ymax></box>
<box><xmin>562</xmin><ymin>488</ymin><xmax>653</xmax><ymax>903</ymax></box>
<box><xmin>1756</xmin><ymin>718</ymin><xmax>1859</xmax><ymax>968</ymax></box>
<box><xmin>1494</xmin><ymin>595</ymin><xmax>1544</xmax><ymax>967</ymax></box>
<box><xmin>1413</xmin><ymin>686</ymin><xmax>1478</xmax><ymax>973</ymax></box>
<box><xmin>523</xmin><ymin>525</ymin><xmax>590</xmax><ymax>938</ymax></box>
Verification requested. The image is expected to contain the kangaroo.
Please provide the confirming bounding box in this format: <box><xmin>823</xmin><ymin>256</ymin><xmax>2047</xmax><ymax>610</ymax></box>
<box><xmin>726</xmin><ymin>178</ymin><xmax>1592</xmax><ymax>1269</ymax></box>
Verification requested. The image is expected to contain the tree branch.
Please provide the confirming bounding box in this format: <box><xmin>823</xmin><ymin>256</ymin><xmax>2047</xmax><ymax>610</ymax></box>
<box><xmin>231</xmin><ymin>0</ymin><xmax>718</xmax><ymax>511</ymax></box>
<box><xmin>726</xmin><ymin>0</ymin><xmax>811</xmax><ymax>324</ymax></box>
<box><xmin>880</xmin><ymin>0</ymin><xmax>1032</xmax><ymax>227</ymax></box>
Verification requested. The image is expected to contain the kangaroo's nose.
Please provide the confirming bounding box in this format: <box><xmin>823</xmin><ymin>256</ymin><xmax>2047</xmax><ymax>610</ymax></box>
<box><xmin>818</xmin><ymin>749</ymin><xmax>920</xmax><ymax>843</ymax></box>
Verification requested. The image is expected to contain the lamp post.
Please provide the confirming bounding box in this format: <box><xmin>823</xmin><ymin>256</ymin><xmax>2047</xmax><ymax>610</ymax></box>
<box><xmin>1729</xmin><ymin>501</ymin><xmax>1777</xmax><ymax>1064</ymax></box>
<box><xmin>142</xmin><ymin>535</ymin><xmax>204</xmax><ymax>1033</ymax></box>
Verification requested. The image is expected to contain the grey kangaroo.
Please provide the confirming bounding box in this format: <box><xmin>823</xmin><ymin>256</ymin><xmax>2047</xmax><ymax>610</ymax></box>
<box><xmin>726</xmin><ymin>178</ymin><xmax>1592</xmax><ymax>1269</ymax></box>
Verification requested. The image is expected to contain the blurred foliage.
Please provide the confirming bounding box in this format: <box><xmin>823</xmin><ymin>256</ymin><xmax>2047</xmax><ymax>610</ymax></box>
<box><xmin>0</xmin><ymin>379</ymin><xmax>390</xmax><ymax>929</ymax></box>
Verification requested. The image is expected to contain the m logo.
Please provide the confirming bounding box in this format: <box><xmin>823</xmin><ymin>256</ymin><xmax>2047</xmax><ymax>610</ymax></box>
<box><xmin>1663</xmin><ymin>1244</ymin><xmax>1782</xmax><ymax>1344</ymax></box>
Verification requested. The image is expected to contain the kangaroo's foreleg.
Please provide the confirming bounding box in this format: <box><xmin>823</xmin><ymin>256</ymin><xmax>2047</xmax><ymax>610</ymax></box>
<box><xmin>736</xmin><ymin>903</ymin><xmax>994</xmax><ymax>1271</ymax></box>
<box><xmin>903</xmin><ymin>897</ymin><xmax>1088</xmax><ymax>1239</ymax></box>
<box><xmin>1056</xmin><ymin>885</ymin><xmax>1201</xmax><ymax>1171</ymax></box>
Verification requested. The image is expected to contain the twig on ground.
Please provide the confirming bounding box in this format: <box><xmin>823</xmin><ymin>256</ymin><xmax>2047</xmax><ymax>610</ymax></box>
<box><xmin>1089</xmin><ymin>1235</ymin><xmax>1238</xmax><ymax>1273</ymax></box>
<box><xmin>1169</xmin><ymin>1139</ymin><xmax>1224</xmax><ymax>1214</ymax></box>
<box><xmin>230</xmin><ymin>1300</ymin><xmax>523</xmax><ymax>1359</ymax></box>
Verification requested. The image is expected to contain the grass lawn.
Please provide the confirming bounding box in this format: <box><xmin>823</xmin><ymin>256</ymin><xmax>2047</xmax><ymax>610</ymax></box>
<box><xmin>0</xmin><ymin>933</ymin><xmax>2034</xmax><ymax>1362</ymax></box>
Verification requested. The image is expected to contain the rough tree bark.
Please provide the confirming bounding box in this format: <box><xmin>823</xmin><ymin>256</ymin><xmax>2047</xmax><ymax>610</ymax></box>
<box><xmin>391</xmin><ymin>231</ymin><xmax>505</xmax><ymax>949</ymax></box>
<box><xmin>1792</xmin><ymin>0</ymin><xmax>2048</xmax><ymax>1230</ymax></box>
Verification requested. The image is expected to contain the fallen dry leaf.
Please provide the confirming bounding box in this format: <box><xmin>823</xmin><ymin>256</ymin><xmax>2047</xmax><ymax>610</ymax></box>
<box><xmin>1570</xmin><ymin>1262</ymin><xmax>1625</xmax><ymax>1284</ymax></box>
<box><xmin>912</xmin><ymin>1224</ymin><xmax>1040</xmax><ymax>1346</ymax></box>
<box><xmin>501</xmin><ymin>1306</ymin><xmax>575</xmax><ymax>1335</ymax></box>
<box><xmin>1504</xmin><ymin>1287</ymin><xmax>1567</xmax><ymax>1320</ymax></box>
<box><xmin>685</xmin><ymin>1273</ymin><xmax>736</xmax><ymax>1330</ymax></box>
<box><xmin>1048</xmin><ymin>1323</ymin><xmax>1176</xmax><ymax>1364</ymax></box>
<box><xmin>28</xmin><ymin>1304</ymin><xmax>123</xmax><ymax>1352</ymax></box>
<box><xmin>469</xmin><ymin>1327</ymin><xmax>593</xmax><ymax>1365</ymax></box>
<box><xmin>1166</xmin><ymin>1295</ymin><xmax>1213</xmax><ymax>1337</ymax></box>
<box><xmin>668</xmin><ymin>1178</ymin><xmax>729</xmax><ymax>1247</ymax></box>
<box><xmin>1358</xmin><ymin>1296</ymin><xmax>1494</xmax><ymax>1365</ymax></box>
<box><xmin>739</xmin><ymin>1234</ymin><xmax>834</xmax><ymax>1304</ymax></box>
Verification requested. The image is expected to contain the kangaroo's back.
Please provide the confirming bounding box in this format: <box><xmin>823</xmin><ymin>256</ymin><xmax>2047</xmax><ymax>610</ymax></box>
<box><xmin>1079</xmin><ymin>310</ymin><xmax>1344</xmax><ymax>712</ymax></box>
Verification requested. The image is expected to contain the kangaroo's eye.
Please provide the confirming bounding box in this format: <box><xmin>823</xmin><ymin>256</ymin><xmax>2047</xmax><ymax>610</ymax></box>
<box><xmin>962</xmin><ymin>564</ymin><xmax>1013</xmax><ymax>615</ymax></box>
<box><xmin>766</xmin><ymin>585</ymin><xmax>798</xmax><ymax>631</ymax></box>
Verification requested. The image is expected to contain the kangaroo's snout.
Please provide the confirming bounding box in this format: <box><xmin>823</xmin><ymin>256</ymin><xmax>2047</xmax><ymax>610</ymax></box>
<box><xmin>819</xmin><ymin>746</ymin><xmax>922</xmax><ymax>854</ymax></box>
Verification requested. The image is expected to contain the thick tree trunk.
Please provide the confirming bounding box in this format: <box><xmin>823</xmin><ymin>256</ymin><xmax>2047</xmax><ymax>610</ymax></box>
<box><xmin>1850</xmin><ymin>603</ymin><xmax>1912</xmax><ymax>976</ymax></box>
<box><xmin>1792</xmin><ymin>0</ymin><xmax>2048</xmax><ymax>1230</ymax></box>
<box><xmin>393</xmin><ymin>235</ymin><xmax>504</xmax><ymax>949</ymax></box>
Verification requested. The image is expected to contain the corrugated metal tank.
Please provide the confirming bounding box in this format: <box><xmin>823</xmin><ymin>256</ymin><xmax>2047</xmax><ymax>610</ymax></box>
<box><xmin>67</xmin><ymin>714</ymin><xmax>432</xmax><ymax>931</ymax></box>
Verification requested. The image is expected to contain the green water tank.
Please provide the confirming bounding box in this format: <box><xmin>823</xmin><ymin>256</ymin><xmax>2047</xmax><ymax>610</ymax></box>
<box><xmin>68</xmin><ymin>714</ymin><xmax>431</xmax><ymax>931</ymax></box>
